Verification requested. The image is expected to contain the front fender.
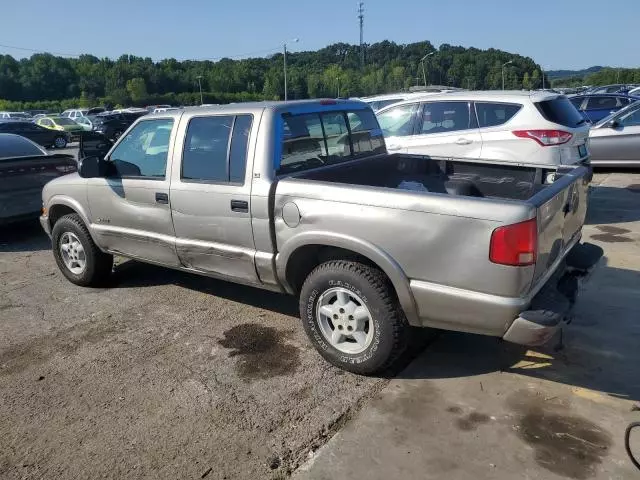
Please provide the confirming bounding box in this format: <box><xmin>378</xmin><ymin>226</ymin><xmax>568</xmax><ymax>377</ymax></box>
<box><xmin>276</xmin><ymin>231</ymin><xmax>420</xmax><ymax>326</ymax></box>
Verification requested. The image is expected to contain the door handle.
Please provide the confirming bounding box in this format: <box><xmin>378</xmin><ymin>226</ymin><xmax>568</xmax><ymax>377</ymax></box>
<box><xmin>155</xmin><ymin>192</ymin><xmax>169</xmax><ymax>204</ymax></box>
<box><xmin>387</xmin><ymin>144</ymin><xmax>402</xmax><ymax>151</ymax></box>
<box><xmin>230</xmin><ymin>200</ymin><xmax>249</xmax><ymax>213</ymax></box>
<box><xmin>455</xmin><ymin>138</ymin><xmax>472</xmax><ymax>145</ymax></box>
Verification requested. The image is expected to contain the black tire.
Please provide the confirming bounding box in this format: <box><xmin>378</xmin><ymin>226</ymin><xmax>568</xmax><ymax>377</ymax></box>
<box><xmin>299</xmin><ymin>260</ymin><xmax>408</xmax><ymax>375</ymax></box>
<box><xmin>51</xmin><ymin>214</ymin><xmax>113</xmax><ymax>287</ymax></box>
<box><xmin>53</xmin><ymin>136</ymin><xmax>67</xmax><ymax>149</ymax></box>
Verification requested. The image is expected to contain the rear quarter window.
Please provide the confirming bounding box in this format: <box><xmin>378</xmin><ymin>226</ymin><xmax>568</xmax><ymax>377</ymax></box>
<box><xmin>475</xmin><ymin>102</ymin><xmax>522</xmax><ymax>128</ymax></box>
<box><xmin>535</xmin><ymin>96</ymin><xmax>585</xmax><ymax>128</ymax></box>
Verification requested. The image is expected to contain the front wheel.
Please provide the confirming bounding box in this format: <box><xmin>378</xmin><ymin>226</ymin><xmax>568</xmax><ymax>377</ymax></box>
<box><xmin>51</xmin><ymin>214</ymin><xmax>113</xmax><ymax>286</ymax></box>
<box><xmin>299</xmin><ymin>260</ymin><xmax>409</xmax><ymax>375</ymax></box>
<box><xmin>53</xmin><ymin>136</ymin><xmax>67</xmax><ymax>148</ymax></box>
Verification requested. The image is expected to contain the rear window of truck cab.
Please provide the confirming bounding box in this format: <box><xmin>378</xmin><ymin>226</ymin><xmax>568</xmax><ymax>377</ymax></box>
<box><xmin>278</xmin><ymin>108</ymin><xmax>385</xmax><ymax>175</ymax></box>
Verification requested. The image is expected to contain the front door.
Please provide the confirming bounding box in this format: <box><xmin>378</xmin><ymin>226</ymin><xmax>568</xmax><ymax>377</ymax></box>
<box><xmin>590</xmin><ymin>105</ymin><xmax>640</xmax><ymax>164</ymax></box>
<box><xmin>376</xmin><ymin>102</ymin><xmax>420</xmax><ymax>153</ymax></box>
<box><xmin>169</xmin><ymin>112</ymin><xmax>259</xmax><ymax>283</ymax></box>
<box><xmin>403</xmin><ymin>101</ymin><xmax>483</xmax><ymax>158</ymax></box>
<box><xmin>86</xmin><ymin>117</ymin><xmax>180</xmax><ymax>266</ymax></box>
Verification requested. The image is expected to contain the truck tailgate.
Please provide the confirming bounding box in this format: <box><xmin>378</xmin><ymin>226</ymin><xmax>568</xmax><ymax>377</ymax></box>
<box><xmin>531</xmin><ymin>166</ymin><xmax>590</xmax><ymax>287</ymax></box>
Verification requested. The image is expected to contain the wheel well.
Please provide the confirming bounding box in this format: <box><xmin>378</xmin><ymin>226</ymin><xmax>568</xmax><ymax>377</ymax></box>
<box><xmin>49</xmin><ymin>205</ymin><xmax>77</xmax><ymax>228</ymax></box>
<box><xmin>286</xmin><ymin>245</ymin><xmax>385</xmax><ymax>295</ymax></box>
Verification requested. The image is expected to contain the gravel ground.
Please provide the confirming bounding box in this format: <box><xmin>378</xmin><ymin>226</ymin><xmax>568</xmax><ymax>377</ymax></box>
<box><xmin>0</xmin><ymin>223</ymin><xmax>390</xmax><ymax>479</ymax></box>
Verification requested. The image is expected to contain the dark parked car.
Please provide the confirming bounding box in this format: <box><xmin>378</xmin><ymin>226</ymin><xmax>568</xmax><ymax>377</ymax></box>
<box><xmin>569</xmin><ymin>94</ymin><xmax>640</xmax><ymax>123</ymax></box>
<box><xmin>0</xmin><ymin>134</ymin><xmax>76</xmax><ymax>224</ymax></box>
<box><xmin>90</xmin><ymin>111</ymin><xmax>147</xmax><ymax>140</ymax></box>
<box><xmin>0</xmin><ymin>120</ymin><xmax>70</xmax><ymax>148</ymax></box>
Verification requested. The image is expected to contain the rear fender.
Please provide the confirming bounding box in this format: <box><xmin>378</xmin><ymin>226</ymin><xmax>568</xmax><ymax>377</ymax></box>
<box><xmin>276</xmin><ymin>231</ymin><xmax>420</xmax><ymax>325</ymax></box>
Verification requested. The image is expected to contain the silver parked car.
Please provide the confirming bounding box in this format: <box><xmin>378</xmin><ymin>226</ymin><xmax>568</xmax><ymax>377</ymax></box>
<box><xmin>589</xmin><ymin>101</ymin><xmax>640</xmax><ymax>167</ymax></box>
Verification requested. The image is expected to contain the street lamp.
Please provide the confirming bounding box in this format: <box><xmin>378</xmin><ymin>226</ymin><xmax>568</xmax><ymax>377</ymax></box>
<box><xmin>283</xmin><ymin>38</ymin><xmax>299</xmax><ymax>101</ymax></box>
<box><xmin>421</xmin><ymin>52</ymin><xmax>435</xmax><ymax>87</ymax></box>
<box><xmin>502</xmin><ymin>60</ymin><xmax>513</xmax><ymax>90</ymax></box>
<box><xmin>196</xmin><ymin>75</ymin><xmax>203</xmax><ymax>105</ymax></box>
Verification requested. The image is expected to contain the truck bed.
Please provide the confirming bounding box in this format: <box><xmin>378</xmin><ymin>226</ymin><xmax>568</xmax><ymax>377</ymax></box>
<box><xmin>297</xmin><ymin>153</ymin><xmax>550</xmax><ymax>201</ymax></box>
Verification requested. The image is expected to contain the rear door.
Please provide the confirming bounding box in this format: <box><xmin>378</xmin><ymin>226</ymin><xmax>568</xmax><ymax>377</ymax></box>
<box><xmin>584</xmin><ymin>96</ymin><xmax>624</xmax><ymax>122</ymax></box>
<box><xmin>403</xmin><ymin>101</ymin><xmax>483</xmax><ymax>158</ymax></box>
<box><xmin>474</xmin><ymin>102</ymin><xmax>522</xmax><ymax>161</ymax></box>
<box><xmin>169</xmin><ymin>112</ymin><xmax>259</xmax><ymax>283</ymax></box>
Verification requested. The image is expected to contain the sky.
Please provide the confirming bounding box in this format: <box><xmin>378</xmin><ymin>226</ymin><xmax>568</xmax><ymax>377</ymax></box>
<box><xmin>1</xmin><ymin>0</ymin><xmax>638</xmax><ymax>70</ymax></box>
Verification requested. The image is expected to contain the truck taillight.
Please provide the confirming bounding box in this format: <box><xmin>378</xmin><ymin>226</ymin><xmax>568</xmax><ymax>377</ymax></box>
<box><xmin>489</xmin><ymin>218</ymin><xmax>537</xmax><ymax>266</ymax></box>
<box><xmin>512</xmin><ymin>129</ymin><xmax>572</xmax><ymax>146</ymax></box>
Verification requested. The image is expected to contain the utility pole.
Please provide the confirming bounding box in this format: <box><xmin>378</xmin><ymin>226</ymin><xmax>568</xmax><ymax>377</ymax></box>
<box><xmin>502</xmin><ymin>60</ymin><xmax>513</xmax><ymax>90</ymax></box>
<box><xmin>421</xmin><ymin>52</ymin><xmax>434</xmax><ymax>87</ymax></box>
<box><xmin>542</xmin><ymin>68</ymin><xmax>545</xmax><ymax>89</ymax></box>
<box><xmin>283</xmin><ymin>38</ymin><xmax>299</xmax><ymax>101</ymax></box>
<box><xmin>358</xmin><ymin>2</ymin><xmax>365</xmax><ymax>69</ymax></box>
<box><xmin>196</xmin><ymin>76</ymin><xmax>203</xmax><ymax>105</ymax></box>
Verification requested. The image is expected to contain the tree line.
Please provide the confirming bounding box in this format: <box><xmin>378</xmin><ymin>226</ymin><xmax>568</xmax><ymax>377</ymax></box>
<box><xmin>551</xmin><ymin>67</ymin><xmax>640</xmax><ymax>88</ymax></box>
<box><xmin>1</xmin><ymin>40</ymin><xmax>550</xmax><ymax>110</ymax></box>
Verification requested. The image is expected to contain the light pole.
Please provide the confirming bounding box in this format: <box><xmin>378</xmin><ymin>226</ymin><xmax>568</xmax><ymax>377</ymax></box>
<box><xmin>196</xmin><ymin>75</ymin><xmax>203</xmax><ymax>105</ymax></box>
<box><xmin>283</xmin><ymin>38</ymin><xmax>299</xmax><ymax>101</ymax></box>
<box><xmin>502</xmin><ymin>60</ymin><xmax>513</xmax><ymax>90</ymax></box>
<box><xmin>421</xmin><ymin>52</ymin><xmax>435</xmax><ymax>87</ymax></box>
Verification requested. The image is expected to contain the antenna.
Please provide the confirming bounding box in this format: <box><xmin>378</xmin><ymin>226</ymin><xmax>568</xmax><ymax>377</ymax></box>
<box><xmin>358</xmin><ymin>2</ymin><xmax>365</xmax><ymax>68</ymax></box>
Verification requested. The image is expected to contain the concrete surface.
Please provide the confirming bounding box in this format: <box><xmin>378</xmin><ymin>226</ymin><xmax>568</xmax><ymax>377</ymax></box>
<box><xmin>295</xmin><ymin>172</ymin><xmax>640</xmax><ymax>480</ymax></box>
<box><xmin>1</xmin><ymin>172</ymin><xmax>639</xmax><ymax>480</ymax></box>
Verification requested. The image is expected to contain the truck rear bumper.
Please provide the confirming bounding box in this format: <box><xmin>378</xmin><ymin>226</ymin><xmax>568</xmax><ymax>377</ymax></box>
<box><xmin>409</xmin><ymin>242</ymin><xmax>602</xmax><ymax>344</ymax></box>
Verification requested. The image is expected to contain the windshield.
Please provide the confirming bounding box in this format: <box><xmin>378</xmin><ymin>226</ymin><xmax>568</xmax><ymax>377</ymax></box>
<box><xmin>54</xmin><ymin>117</ymin><xmax>78</xmax><ymax>126</ymax></box>
<box><xmin>277</xmin><ymin>108</ymin><xmax>385</xmax><ymax>175</ymax></box>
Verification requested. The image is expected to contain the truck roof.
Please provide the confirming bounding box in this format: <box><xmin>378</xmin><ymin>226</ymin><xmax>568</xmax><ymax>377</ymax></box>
<box><xmin>148</xmin><ymin>99</ymin><xmax>369</xmax><ymax>119</ymax></box>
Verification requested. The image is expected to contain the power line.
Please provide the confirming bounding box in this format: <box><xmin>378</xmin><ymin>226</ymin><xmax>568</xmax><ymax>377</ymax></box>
<box><xmin>0</xmin><ymin>43</ymin><xmax>81</xmax><ymax>58</ymax></box>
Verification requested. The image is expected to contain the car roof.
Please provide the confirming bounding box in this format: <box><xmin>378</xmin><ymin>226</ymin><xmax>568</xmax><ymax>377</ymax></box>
<box><xmin>576</xmin><ymin>93</ymin><xmax>639</xmax><ymax>98</ymax></box>
<box><xmin>375</xmin><ymin>90</ymin><xmax>561</xmax><ymax>112</ymax></box>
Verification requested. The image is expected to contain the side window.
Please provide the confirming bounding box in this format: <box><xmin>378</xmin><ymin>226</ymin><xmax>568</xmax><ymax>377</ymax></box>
<box><xmin>570</xmin><ymin>97</ymin><xmax>584</xmax><ymax>109</ymax></box>
<box><xmin>109</xmin><ymin>118</ymin><xmax>174</xmax><ymax>178</ymax></box>
<box><xmin>420</xmin><ymin>101</ymin><xmax>472</xmax><ymax>134</ymax></box>
<box><xmin>617</xmin><ymin>97</ymin><xmax>630</xmax><ymax>107</ymax></box>
<box><xmin>376</xmin><ymin>103</ymin><xmax>418</xmax><ymax>137</ymax></box>
<box><xmin>620</xmin><ymin>108</ymin><xmax>640</xmax><ymax>127</ymax></box>
<box><xmin>587</xmin><ymin>97</ymin><xmax>617</xmax><ymax>110</ymax></box>
<box><xmin>181</xmin><ymin>114</ymin><xmax>252</xmax><ymax>184</ymax></box>
<box><xmin>475</xmin><ymin>102</ymin><xmax>521</xmax><ymax>128</ymax></box>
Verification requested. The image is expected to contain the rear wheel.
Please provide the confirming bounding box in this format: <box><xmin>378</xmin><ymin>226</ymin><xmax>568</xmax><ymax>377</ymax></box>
<box><xmin>51</xmin><ymin>214</ymin><xmax>113</xmax><ymax>286</ymax></box>
<box><xmin>53</xmin><ymin>136</ymin><xmax>67</xmax><ymax>148</ymax></box>
<box><xmin>299</xmin><ymin>260</ymin><xmax>409</xmax><ymax>375</ymax></box>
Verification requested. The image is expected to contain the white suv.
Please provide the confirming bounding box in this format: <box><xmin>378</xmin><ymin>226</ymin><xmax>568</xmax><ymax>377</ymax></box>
<box><xmin>375</xmin><ymin>91</ymin><xmax>590</xmax><ymax>166</ymax></box>
<box><xmin>61</xmin><ymin>109</ymin><xmax>89</xmax><ymax>120</ymax></box>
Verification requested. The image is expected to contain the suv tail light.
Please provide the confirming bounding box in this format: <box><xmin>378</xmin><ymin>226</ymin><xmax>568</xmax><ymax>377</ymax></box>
<box><xmin>489</xmin><ymin>218</ymin><xmax>537</xmax><ymax>266</ymax></box>
<box><xmin>512</xmin><ymin>129</ymin><xmax>572</xmax><ymax>146</ymax></box>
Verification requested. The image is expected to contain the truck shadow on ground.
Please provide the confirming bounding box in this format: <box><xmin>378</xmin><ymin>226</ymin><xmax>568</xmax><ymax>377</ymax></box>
<box><xmin>0</xmin><ymin>221</ymin><xmax>50</xmax><ymax>253</ymax></box>
<box><xmin>395</xmin><ymin>261</ymin><xmax>640</xmax><ymax>403</ymax></box>
<box><xmin>111</xmin><ymin>260</ymin><xmax>299</xmax><ymax>317</ymax></box>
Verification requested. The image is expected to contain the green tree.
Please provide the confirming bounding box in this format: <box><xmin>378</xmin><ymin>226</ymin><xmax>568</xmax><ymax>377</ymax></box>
<box><xmin>126</xmin><ymin>77</ymin><xmax>148</xmax><ymax>102</ymax></box>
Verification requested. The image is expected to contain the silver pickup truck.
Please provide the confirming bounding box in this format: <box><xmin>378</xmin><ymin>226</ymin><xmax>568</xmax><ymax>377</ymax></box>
<box><xmin>40</xmin><ymin>99</ymin><xmax>596</xmax><ymax>374</ymax></box>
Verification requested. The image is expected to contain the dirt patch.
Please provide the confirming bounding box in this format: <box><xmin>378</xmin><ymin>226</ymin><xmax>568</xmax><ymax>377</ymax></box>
<box><xmin>596</xmin><ymin>225</ymin><xmax>631</xmax><ymax>235</ymax></box>
<box><xmin>592</xmin><ymin>226</ymin><xmax>633</xmax><ymax>243</ymax></box>
<box><xmin>508</xmin><ymin>390</ymin><xmax>611</xmax><ymax>479</ymax></box>
<box><xmin>456</xmin><ymin>412</ymin><xmax>490</xmax><ymax>431</ymax></box>
<box><xmin>218</xmin><ymin>324</ymin><xmax>300</xmax><ymax>380</ymax></box>
<box><xmin>446</xmin><ymin>406</ymin><xmax>463</xmax><ymax>414</ymax></box>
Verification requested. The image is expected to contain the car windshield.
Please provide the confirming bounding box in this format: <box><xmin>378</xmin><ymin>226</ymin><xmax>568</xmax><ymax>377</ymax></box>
<box><xmin>53</xmin><ymin>117</ymin><xmax>77</xmax><ymax>126</ymax></box>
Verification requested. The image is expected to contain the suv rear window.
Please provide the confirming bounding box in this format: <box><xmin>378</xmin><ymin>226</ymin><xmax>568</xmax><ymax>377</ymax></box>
<box><xmin>475</xmin><ymin>102</ymin><xmax>522</xmax><ymax>128</ymax></box>
<box><xmin>278</xmin><ymin>108</ymin><xmax>385</xmax><ymax>175</ymax></box>
<box><xmin>535</xmin><ymin>96</ymin><xmax>585</xmax><ymax>128</ymax></box>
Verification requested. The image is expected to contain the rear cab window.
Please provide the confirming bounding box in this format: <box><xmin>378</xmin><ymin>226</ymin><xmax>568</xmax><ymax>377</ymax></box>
<box><xmin>278</xmin><ymin>108</ymin><xmax>385</xmax><ymax>175</ymax></box>
<box><xmin>535</xmin><ymin>96</ymin><xmax>585</xmax><ymax>128</ymax></box>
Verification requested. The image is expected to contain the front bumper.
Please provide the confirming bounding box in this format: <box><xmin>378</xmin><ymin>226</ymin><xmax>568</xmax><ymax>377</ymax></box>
<box><xmin>40</xmin><ymin>215</ymin><xmax>51</xmax><ymax>237</ymax></box>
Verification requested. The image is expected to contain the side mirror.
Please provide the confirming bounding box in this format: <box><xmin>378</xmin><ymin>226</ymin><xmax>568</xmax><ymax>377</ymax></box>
<box><xmin>607</xmin><ymin>119</ymin><xmax>620</xmax><ymax>129</ymax></box>
<box><xmin>78</xmin><ymin>155</ymin><xmax>107</xmax><ymax>178</ymax></box>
